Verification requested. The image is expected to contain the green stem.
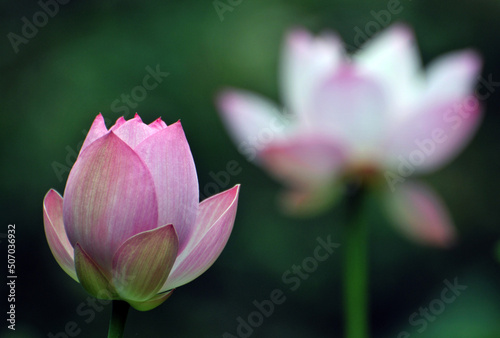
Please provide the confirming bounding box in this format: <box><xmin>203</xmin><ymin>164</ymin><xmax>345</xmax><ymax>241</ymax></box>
<box><xmin>108</xmin><ymin>300</ymin><xmax>130</xmax><ymax>338</ymax></box>
<box><xmin>343</xmin><ymin>183</ymin><xmax>369</xmax><ymax>338</ymax></box>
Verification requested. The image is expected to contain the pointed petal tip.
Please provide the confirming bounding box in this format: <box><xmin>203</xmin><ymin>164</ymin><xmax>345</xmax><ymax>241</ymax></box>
<box><xmin>207</xmin><ymin>184</ymin><xmax>240</xmax><ymax>205</ymax></box>
<box><xmin>44</xmin><ymin>188</ymin><xmax>60</xmax><ymax>201</ymax></box>
<box><xmin>203</xmin><ymin>184</ymin><xmax>240</xmax><ymax>204</ymax></box>
<box><xmin>166</xmin><ymin>120</ymin><xmax>187</xmax><ymax>136</ymax></box>
<box><xmin>148</xmin><ymin>117</ymin><xmax>168</xmax><ymax>130</ymax></box>
<box><xmin>227</xmin><ymin>184</ymin><xmax>241</xmax><ymax>201</ymax></box>
<box><xmin>43</xmin><ymin>189</ymin><xmax>64</xmax><ymax>216</ymax></box>
<box><xmin>79</xmin><ymin>114</ymin><xmax>110</xmax><ymax>154</ymax></box>
<box><xmin>111</xmin><ymin>116</ymin><xmax>127</xmax><ymax>130</ymax></box>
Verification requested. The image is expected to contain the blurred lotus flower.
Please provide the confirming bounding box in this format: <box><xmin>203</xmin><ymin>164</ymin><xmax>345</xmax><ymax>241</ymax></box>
<box><xmin>216</xmin><ymin>24</ymin><xmax>482</xmax><ymax>247</ymax></box>
<box><xmin>43</xmin><ymin>114</ymin><xmax>239</xmax><ymax>311</ymax></box>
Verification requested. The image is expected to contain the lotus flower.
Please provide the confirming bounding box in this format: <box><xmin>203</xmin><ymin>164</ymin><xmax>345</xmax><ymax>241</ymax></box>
<box><xmin>216</xmin><ymin>24</ymin><xmax>482</xmax><ymax>247</ymax></box>
<box><xmin>43</xmin><ymin>114</ymin><xmax>240</xmax><ymax>311</ymax></box>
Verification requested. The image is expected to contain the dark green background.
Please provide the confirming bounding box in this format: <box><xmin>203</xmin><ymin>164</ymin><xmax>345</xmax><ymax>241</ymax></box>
<box><xmin>1</xmin><ymin>0</ymin><xmax>500</xmax><ymax>337</ymax></box>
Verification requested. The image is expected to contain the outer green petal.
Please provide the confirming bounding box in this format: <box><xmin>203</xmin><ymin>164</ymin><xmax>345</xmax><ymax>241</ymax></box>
<box><xmin>112</xmin><ymin>224</ymin><xmax>178</xmax><ymax>302</ymax></box>
<box><xmin>75</xmin><ymin>243</ymin><xmax>118</xmax><ymax>299</ymax></box>
<box><xmin>128</xmin><ymin>290</ymin><xmax>174</xmax><ymax>312</ymax></box>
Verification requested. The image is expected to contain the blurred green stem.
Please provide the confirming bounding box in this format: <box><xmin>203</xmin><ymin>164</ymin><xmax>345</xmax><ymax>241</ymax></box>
<box><xmin>343</xmin><ymin>183</ymin><xmax>369</xmax><ymax>338</ymax></box>
<box><xmin>108</xmin><ymin>300</ymin><xmax>130</xmax><ymax>338</ymax></box>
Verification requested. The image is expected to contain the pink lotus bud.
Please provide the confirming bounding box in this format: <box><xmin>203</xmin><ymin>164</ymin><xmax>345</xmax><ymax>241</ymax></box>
<box><xmin>43</xmin><ymin>114</ymin><xmax>240</xmax><ymax>311</ymax></box>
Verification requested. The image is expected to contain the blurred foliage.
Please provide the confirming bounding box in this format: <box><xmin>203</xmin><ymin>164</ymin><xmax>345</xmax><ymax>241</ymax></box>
<box><xmin>1</xmin><ymin>0</ymin><xmax>500</xmax><ymax>337</ymax></box>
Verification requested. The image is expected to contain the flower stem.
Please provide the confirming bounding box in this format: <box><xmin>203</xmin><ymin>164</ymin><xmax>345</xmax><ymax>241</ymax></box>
<box><xmin>343</xmin><ymin>183</ymin><xmax>369</xmax><ymax>338</ymax></box>
<box><xmin>108</xmin><ymin>300</ymin><xmax>130</xmax><ymax>338</ymax></box>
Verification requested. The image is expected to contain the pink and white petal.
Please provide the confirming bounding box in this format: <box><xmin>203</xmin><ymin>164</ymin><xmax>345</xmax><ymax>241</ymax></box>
<box><xmin>43</xmin><ymin>189</ymin><xmax>77</xmax><ymax>282</ymax></box>
<box><xmin>384</xmin><ymin>97</ymin><xmax>482</xmax><ymax>173</ymax></box>
<box><xmin>281</xmin><ymin>28</ymin><xmax>344</xmax><ymax>119</ymax></box>
<box><xmin>110</xmin><ymin>114</ymin><xmax>158</xmax><ymax>148</ymax></box>
<box><xmin>354</xmin><ymin>24</ymin><xmax>422</xmax><ymax>113</ymax></box>
<box><xmin>217</xmin><ymin>89</ymin><xmax>290</xmax><ymax>160</ymax></box>
<box><xmin>148</xmin><ymin>117</ymin><xmax>168</xmax><ymax>131</ymax></box>
<box><xmin>134</xmin><ymin>121</ymin><xmax>198</xmax><ymax>252</ymax></box>
<box><xmin>63</xmin><ymin>132</ymin><xmax>159</xmax><ymax>271</ymax></box>
<box><xmin>310</xmin><ymin>71</ymin><xmax>388</xmax><ymax>155</ymax></box>
<box><xmin>112</xmin><ymin>224</ymin><xmax>178</xmax><ymax>302</ymax></box>
<box><xmin>162</xmin><ymin>185</ymin><xmax>239</xmax><ymax>291</ymax></box>
<box><xmin>384</xmin><ymin>181</ymin><xmax>456</xmax><ymax>248</ymax></box>
<box><xmin>79</xmin><ymin>114</ymin><xmax>109</xmax><ymax>155</ymax></box>
<box><xmin>128</xmin><ymin>290</ymin><xmax>174</xmax><ymax>312</ymax></box>
<box><xmin>425</xmin><ymin>50</ymin><xmax>481</xmax><ymax>102</ymax></box>
<box><xmin>258</xmin><ymin>136</ymin><xmax>346</xmax><ymax>190</ymax></box>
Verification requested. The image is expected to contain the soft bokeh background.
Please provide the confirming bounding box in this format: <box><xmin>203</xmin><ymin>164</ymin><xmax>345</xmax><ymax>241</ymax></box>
<box><xmin>1</xmin><ymin>0</ymin><xmax>500</xmax><ymax>337</ymax></box>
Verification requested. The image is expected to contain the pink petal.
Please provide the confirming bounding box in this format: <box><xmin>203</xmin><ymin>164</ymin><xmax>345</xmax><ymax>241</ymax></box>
<box><xmin>384</xmin><ymin>96</ymin><xmax>482</xmax><ymax>173</ymax></box>
<box><xmin>63</xmin><ymin>132</ymin><xmax>159</xmax><ymax>271</ymax></box>
<box><xmin>384</xmin><ymin>181</ymin><xmax>456</xmax><ymax>247</ymax></box>
<box><xmin>110</xmin><ymin>114</ymin><xmax>158</xmax><ymax>148</ymax></box>
<box><xmin>110</xmin><ymin>116</ymin><xmax>127</xmax><ymax>131</ymax></box>
<box><xmin>354</xmin><ymin>24</ymin><xmax>421</xmax><ymax>113</ymax></box>
<box><xmin>356</xmin><ymin>23</ymin><xmax>417</xmax><ymax>67</ymax></box>
<box><xmin>311</xmin><ymin>69</ymin><xmax>388</xmax><ymax>154</ymax></box>
<box><xmin>425</xmin><ymin>50</ymin><xmax>481</xmax><ymax>102</ymax></box>
<box><xmin>112</xmin><ymin>224</ymin><xmax>178</xmax><ymax>302</ymax></box>
<box><xmin>280</xmin><ymin>28</ymin><xmax>344</xmax><ymax>119</ymax></box>
<box><xmin>79</xmin><ymin>114</ymin><xmax>108</xmax><ymax>155</ymax></box>
<box><xmin>162</xmin><ymin>185</ymin><xmax>240</xmax><ymax>291</ymax></box>
<box><xmin>43</xmin><ymin>189</ymin><xmax>77</xmax><ymax>282</ymax></box>
<box><xmin>258</xmin><ymin>136</ymin><xmax>346</xmax><ymax>189</ymax></box>
<box><xmin>134</xmin><ymin>121</ymin><xmax>198</xmax><ymax>251</ymax></box>
<box><xmin>217</xmin><ymin>89</ymin><xmax>290</xmax><ymax>161</ymax></box>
